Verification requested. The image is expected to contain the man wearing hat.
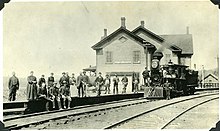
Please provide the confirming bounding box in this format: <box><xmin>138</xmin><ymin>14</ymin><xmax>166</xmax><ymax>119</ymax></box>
<box><xmin>82</xmin><ymin>71</ymin><xmax>89</xmax><ymax>97</ymax></box>
<box><xmin>95</xmin><ymin>72</ymin><xmax>104</xmax><ymax>96</ymax></box>
<box><xmin>38</xmin><ymin>75</ymin><xmax>47</xmax><ymax>96</ymax></box>
<box><xmin>113</xmin><ymin>74</ymin><xmax>119</xmax><ymax>94</ymax></box>
<box><xmin>121</xmin><ymin>74</ymin><xmax>128</xmax><ymax>94</ymax></box>
<box><xmin>76</xmin><ymin>72</ymin><xmax>84</xmax><ymax>97</ymax></box>
<box><xmin>48</xmin><ymin>73</ymin><xmax>55</xmax><ymax>88</ymax></box>
<box><xmin>8</xmin><ymin>72</ymin><xmax>19</xmax><ymax>101</ymax></box>
<box><xmin>59</xmin><ymin>72</ymin><xmax>67</xmax><ymax>87</ymax></box>
<box><xmin>49</xmin><ymin>82</ymin><xmax>62</xmax><ymax>109</ymax></box>
<box><xmin>69</xmin><ymin>73</ymin><xmax>76</xmax><ymax>97</ymax></box>
<box><xmin>66</xmin><ymin>72</ymin><xmax>70</xmax><ymax>87</ymax></box>
<box><xmin>60</xmin><ymin>81</ymin><xmax>71</xmax><ymax>109</ymax></box>
<box><xmin>142</xmin><ymin>67</ymin><xmax>150</xmax><ymax>86</ymax></box>
<box><xmin>103</xmin><ymin>74</ymin><xmax>111</xmax><ymax>94</ymax></box>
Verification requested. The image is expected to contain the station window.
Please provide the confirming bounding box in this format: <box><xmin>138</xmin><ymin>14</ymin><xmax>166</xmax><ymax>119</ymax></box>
<box><xmin>133</xmin><ymin>51</ymin><xmax>141</xmax><ymax>64</ymax></box>
<box><xmin>106</xmin><ymin>51</ymin><xmax>113</xmax><ymax>63</ymax></box>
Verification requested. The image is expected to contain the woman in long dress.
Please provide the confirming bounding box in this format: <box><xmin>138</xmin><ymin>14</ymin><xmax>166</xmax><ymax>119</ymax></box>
<box><xmin>27</xmin><ymin>71</ymin><xmax>38</xmax><ymax>101</ymax></box>
<box><xmin>69</xmin><ymin>73</ymin><xmax>77</xmax><ymax>97</ymax></box>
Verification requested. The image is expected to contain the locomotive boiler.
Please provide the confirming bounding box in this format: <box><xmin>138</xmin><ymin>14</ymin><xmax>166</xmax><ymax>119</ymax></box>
<box><xmin>144</xmin><ymin>52</ymin><xmax>198</xmax><ymax>98</ymax></box>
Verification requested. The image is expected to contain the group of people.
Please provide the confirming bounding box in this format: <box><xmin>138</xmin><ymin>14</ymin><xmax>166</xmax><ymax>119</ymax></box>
<box><xmin>93</xmin><ymin>73</ymin><xmax>133</xmax><ymax>96</ymax></box>
<box><xmin>8</xmin><ymin>71</ymin><xmax>141</xmax><ymax>102</ymax></box>
<box><xmin>26</xmin><ymin>71</ymin><xmax>74</xmax><ymax>109</ymax></box>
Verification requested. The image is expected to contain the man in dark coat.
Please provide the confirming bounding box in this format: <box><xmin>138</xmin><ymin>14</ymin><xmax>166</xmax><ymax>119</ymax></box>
<box><xmin>76</xmin><ymin>72</ymin><xmax>84</xmax><ymax>97</ymax></box>
<box><xmin>113</xmin><ymin>74</ymin><xmax>119</xmax><ymax>94</ymax></box>
<box><xmin>27</xmin><ymin>71</ymin><xmax>38</xmax><ymax>101</ymax></box>
<box><xmin>142</xmin><ymin>67</ymin><xmax>150</xmax><ymax>86</ymax></box>
<box><xmin>38</xmin><ymin>75</ymin><xmax>46</xmax><ymax>87</ymax></box>
<box><xmin>59</xmin><ymin>72</ymin><xmax>67</xmax><ymax>87</ymax></box>
<box><xmin>8</xmin><ymin>72</ymin><xmax>19</xmax><ymax>101</ymax></box>
<box><xmin>164</xmin><ymin>80</ymin><xmax>171</xmax><ymax>100</ymax></box>
<box><xmin>48</xmin><ymin>73</ymin><xmax>55</xmax><ymax>88</ymax></box>
<box><xmin>82</xmin><ymin>71</ymin><xmax>89</xmax><ymax>97</ymax></box>
<box><xmin>133</xmin><ymin>75</ymin><xmax>139</xmax><ymax>93</ymax></box>
<box><xmin>38</xmin><ymin>75</ymin><xmax>47</xmax><ymax>97</ymax></box>
<box><xmin>66</xmin><ymin>72</ymin><xmax>70</xmax><ymax>87</ymax></box>
<box><xmin>121</xmin><ymin>75</ymin><xmax>128</xmax><ymax>94</ymax></box>
<box><xmin>49</xmin><ymin>82</ymin><xmax>62</xmax><ymax>109</ymax></box>
<box><xmin>104</xmin><ymin>74</ymin><xmax>111</xmax><ymax>94</ymax></box>
<box><xmin>60</xmin><ymin>81</ymin><xmax>71</xmax><ymax>109</ymax></box>
<box><xmin>95</xmin><ymin>72</ymin><xmax>104</xmax><ymax>96</ymax></box>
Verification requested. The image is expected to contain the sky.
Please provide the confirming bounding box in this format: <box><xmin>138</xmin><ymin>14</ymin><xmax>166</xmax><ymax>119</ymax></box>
<box><xmin>2</xmin><ymin>1</ymin><xmax>219</xmax><ymax>78</ymax></box>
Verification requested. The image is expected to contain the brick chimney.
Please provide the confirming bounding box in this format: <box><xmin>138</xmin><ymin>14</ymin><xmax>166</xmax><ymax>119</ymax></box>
<box><xmin>101</xmin><ymin>29</ymin><xmax>107</xmax><ymax>40</ymax></box>
<box><xmin>121</xmin><ymin>17</ymin><xmax>126</xmax><ymax>28</ymax></box>
<box><xmin>186</xmin><ymin>26</ymin><xmax>189</xmax><ymax>34</ymax></box>
<box><xmin>104</xmin><ymin>29</ymin><xmax>107</xmax><ymax>37</ymax></box>
<box><xmin>141</xmin><ymin>21</ymin><xmax>145</xmax><ymax>27</ymax></box>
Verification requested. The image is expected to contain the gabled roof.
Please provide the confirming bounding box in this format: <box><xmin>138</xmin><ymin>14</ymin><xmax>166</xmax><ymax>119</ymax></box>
<box><xmin>160</xmin><ymin>34</ymin><xmax>193</xmax><ymax>55</ymax></box>
<box><xmin>132</xmin><ymin>26</ymin><xmax>165</xmax><ymax>42</ymax></box>
<box><xmin>200</xmin><ymin>73</ymin><xmax>219</xmax><ymax>82</ymax></box>
<box><xmin>91</xmin><ymin>27</ymin><xmax>154</xmax><ymax>50</ymax></box>
<box><xmin>132</xmin><ymin>26</ymin><xmax>182</xmax><ymax>53</ymax></box>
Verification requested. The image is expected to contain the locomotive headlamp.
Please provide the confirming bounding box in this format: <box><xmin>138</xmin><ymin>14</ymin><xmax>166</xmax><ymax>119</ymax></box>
<box><xmin>152</xmin><ymin>59</ymin><xmax>159</xmax><ymax>68</ymax></box>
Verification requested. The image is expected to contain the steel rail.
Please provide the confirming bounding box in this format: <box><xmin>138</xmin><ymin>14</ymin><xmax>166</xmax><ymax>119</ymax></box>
<box><xmin>161</xmin><ymin>96</ymin><xmax>219</xmax><ymax>129</ymax></box>
<box><xmin>4</xmin><ymin>97</ymin><xmax>145</xmax><ymax>122</ymax></box>
<box><xmin>5</xmin><ymin>98</ymin><xmax>149</xmax><ymax>130</ymax></box>
<box><xmin>103</xmin><ymin>93</ymin><xmax>218</xmax><ymax>129</ymax></box>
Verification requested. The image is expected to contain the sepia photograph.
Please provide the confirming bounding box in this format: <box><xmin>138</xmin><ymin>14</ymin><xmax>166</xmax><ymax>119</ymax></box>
<box><xmin>1</xmin><ymin>0</ymin><xmax>219</xmax><ymax>130</ymax></box>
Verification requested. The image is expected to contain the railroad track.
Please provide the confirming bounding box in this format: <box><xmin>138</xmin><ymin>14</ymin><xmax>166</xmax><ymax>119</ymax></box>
<box><xmin>104</xmin><ymin>93</ymin><xmax>218</xmax><ymax>129</ymax></box>
<box><xmin>5</xmin><ymin>92</ymin><xmax>218</xmax><ymax>130</ymax></box>
<box><xmin>17</xmin><ymin>93</ymin><xmax>218</xmax><ymax>129</ymax></box>
<box><xmin>4</xmin><ymin>97</ymin><xmax>149</xmax><ymax>130</ymax></box>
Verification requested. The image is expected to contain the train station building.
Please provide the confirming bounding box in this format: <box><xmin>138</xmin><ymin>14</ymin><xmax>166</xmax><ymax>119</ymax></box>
<box><xmin>91</xmin><ymin>17</ymin><xmax>193</xmax><ymax>92</ymax></box>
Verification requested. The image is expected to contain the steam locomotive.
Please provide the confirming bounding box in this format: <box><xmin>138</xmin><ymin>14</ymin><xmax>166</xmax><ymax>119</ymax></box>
<box><xmin>144</xmin><ymin>52</ymin><xmax>198</xmax><ymax>98</ymax></box>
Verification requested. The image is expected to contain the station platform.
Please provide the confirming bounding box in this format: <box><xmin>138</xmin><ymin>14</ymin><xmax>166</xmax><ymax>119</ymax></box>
<box><xmin>4</xmin><ymin>92</ymin><xmax>144</xmax><ymax>115</ymax></box>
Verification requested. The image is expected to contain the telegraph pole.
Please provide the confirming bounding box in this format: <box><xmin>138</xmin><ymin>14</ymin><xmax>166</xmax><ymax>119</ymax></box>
<box><xmin>217</xmin><ymin>55</ymin><xmax>219</xmax><ymax>75</ymax></box>
<box><xmin>202</xmin><ymin>65</ymin><xmax>205</xmax><ymax>88</ymax></box>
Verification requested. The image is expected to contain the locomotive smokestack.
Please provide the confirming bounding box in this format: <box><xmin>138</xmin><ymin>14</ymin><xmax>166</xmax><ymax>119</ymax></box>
<box><xmin>153</xmin><ymin>52</ymin><xmax>163</xmax><ymax>60</ymax></box>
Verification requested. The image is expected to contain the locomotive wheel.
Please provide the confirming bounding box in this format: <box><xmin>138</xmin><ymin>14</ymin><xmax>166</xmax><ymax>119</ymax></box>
<box><xmin>45</xmin><ymin>101</ymin><xmax>50</xmax><ymax>111</ymax></box>
<box><xmin>45</xmin><ymin>100</ymin><xmax>53</xmax><ymax>111</ymax></box>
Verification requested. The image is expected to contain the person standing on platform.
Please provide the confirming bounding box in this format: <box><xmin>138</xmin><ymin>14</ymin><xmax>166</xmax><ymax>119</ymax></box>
<box><xmin>95</xmin><ymin>72</ymin><xmax>104</xmax><ymax>96</ymax></box>
<box><xmin>38</xmin><ymin>75</ymin><xmax>47</xmax><ymax>97</ymax></box>
<box><xmin>60</xmin><ymin>81</ymin><xmax>71</xmax><ymax>109</ymax></box>
<box><xmin>104</xmin><ymin>74</ymin><xmax>111</xmax><ymax>94</ymax></box>
<box><xmin>164</xmin><ymin>80</ymin><xmax>171</xmax><ymax>100</ymax></box>
<box><xmin>27</xmin><ymin>71</ymin><xmax>38</xmax><ymax>101</ymax></box>
<box><xmin>38</xmin><ymin>75</ymin><xmax>46</xmax><ymax>88</ymax></box>
<box><xmin>59</xmin><ymin>72</ymin><xmax>67</xmax><ymax>87</ymax></box>
<box><xmin>8</xmin><ymin>72</ymin><xmax>19</xmax><ymax>101</ymax></box>
<box><xmin>66</xmin><ymin>72</ymin><xmax>70</xmax><ymax>87</ymax></box>
<box><xmin>121</xmin><ymin>75</ymin><xmax>128</xmax><ymax>94</ymax></box>
<box><xmin>142</xmin><ymin>67</ymin><xmax>150</xmax><ymax>86</ymax></box>
<box><xmin>133</xmin><ymin>75</ymin><xmax>139</xmax><ymax>93</ymax></box>
<box><xmin>113</xmin><ymin>74</ymin><xmax>119</xmax><ymax>94</ymax></box>
<box><xmin>50</xmin><ymin>82</ymin><xmax>62</xmax><ymax>110</ymax></box>
<box><xmin>82</xmin><ymin>71</ymin><xmax>89</xmax><ymax>97</ymax></box>
<box><xmin>48</xmin><ymin>73</ymin><xmax>55</xmax><ymax>88</ymax></box>
<box><xmin>69</xmin><ymin>73</ymin><xmax>76</xmax><ymax>97</ymax></box>
<box><xmin>76</xmin><ymin>72</ymin><xmax>84</xmax><ymax>97</ymax></box>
